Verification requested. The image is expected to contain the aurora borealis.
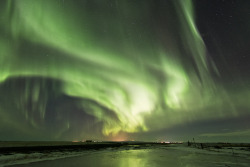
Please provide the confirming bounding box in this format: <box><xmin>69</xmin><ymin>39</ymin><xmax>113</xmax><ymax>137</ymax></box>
<box><xmin>0</xmin><ymin>0</ymin><xmax>250</xmax><ymax>142</ymax></box>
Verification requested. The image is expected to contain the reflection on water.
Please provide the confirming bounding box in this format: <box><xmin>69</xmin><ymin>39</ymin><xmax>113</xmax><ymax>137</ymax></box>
<box><xmin>105</xmin><ymin>150</ymin><xmax>151</xmax><ymax>167</ymax></box>
<box><xmin>118</xmin><ymin>153</ymin><xmax>147</xmax><ymax>167</ymax></box>
<box><xmin>88</xmin><ymin>148</ymin><xmax>181</xmax><ymax>167</ymax></box>
<box><xmin>12</xmin><ymin>147</ymin><xmax>250</xmax><ymax>167</ymax></box>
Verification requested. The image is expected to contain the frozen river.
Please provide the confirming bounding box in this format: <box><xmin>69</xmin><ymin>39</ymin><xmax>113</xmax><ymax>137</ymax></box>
<box><xmin>5</xmin><ymin>145</ymin><xmax>250</xmax><ymax>167</ymax></box>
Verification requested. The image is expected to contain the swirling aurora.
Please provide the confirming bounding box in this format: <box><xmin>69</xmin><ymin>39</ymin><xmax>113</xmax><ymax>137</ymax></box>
<box><xmin>0</xmin><ymin>0</ymin><xmax>249</xmax><ymax>142</ymax></box>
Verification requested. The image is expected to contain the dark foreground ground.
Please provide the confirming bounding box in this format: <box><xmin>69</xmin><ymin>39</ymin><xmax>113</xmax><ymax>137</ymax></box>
<box><xmin>0</xmin><ymin>141</ymin><xmax>135</xmax><ymax>154</ymax></box>
<box><xmin>1</xmin><ymin>142</ymin><xmax>250</xmax><ymax>167</ymax></box>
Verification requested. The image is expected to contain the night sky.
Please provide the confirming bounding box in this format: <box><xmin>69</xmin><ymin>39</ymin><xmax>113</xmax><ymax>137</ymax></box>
<box><xmin>0</xmin><ymin>0</ymin><xmax>249</xmax><ymax>142</ymax></box>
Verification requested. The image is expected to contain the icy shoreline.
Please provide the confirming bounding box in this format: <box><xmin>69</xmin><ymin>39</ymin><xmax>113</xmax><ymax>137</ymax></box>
<box><xmin>1</xmin><ymin>142</ymin><xmax>250</xmax><ymax>167</ymax></box>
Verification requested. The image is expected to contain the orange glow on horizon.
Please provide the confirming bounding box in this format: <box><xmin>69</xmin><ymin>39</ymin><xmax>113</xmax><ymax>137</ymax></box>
<box><xmin>110</xmin><ymin>132</ymin><xmax>128</xmax><ymax>141</ymax></box>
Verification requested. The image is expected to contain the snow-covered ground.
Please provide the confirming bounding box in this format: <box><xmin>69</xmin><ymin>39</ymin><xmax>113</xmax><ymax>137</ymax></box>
<box><xmin>1</xmin><ymin>144</ymin><xmax>250</xmax><ymax>167</ymax></box>
<box><xmin>0</xmin><ymin>149</ymin><xmax>93</xmax><ymax>167</ymax></box>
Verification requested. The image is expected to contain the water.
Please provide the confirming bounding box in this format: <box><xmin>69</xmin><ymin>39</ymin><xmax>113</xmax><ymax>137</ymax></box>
<box><xmin>8</xmin><ymin>146</ymin><xmax>250</xmax><ymax>167</ymax></box>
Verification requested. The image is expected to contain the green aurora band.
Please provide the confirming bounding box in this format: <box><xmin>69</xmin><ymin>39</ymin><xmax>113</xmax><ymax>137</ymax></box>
<box><xmin>0</xmin><ymin>0</ymin><xmax>249</xmax><ymax>140</ymax></box>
